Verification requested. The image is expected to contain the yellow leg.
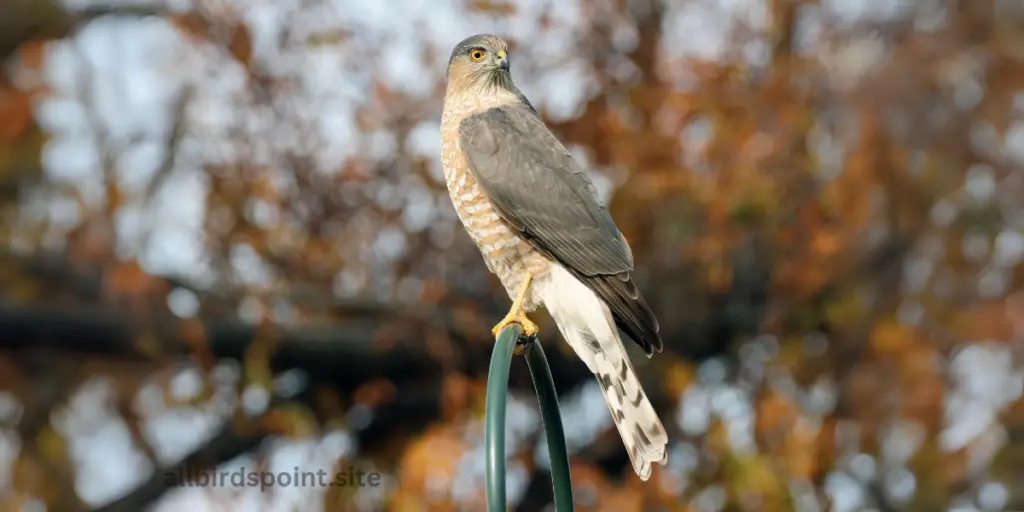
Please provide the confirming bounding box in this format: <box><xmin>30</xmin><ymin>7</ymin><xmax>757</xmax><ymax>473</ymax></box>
<box><xmin>491</xmin><ymin>273</ymin><xmax>539</xmax><ymax>337</ymax></box>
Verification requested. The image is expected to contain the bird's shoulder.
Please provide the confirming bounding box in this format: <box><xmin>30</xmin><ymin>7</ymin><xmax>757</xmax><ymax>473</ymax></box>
<box><xmin>460</xmin><ymin>101</ymin><xmax>611</xmax><ymax>210</ymax></box>
<box><xmin>458</xmin><ymin>103</ymin><xmax>582</xmax><ymax>177</ymax></box>
<box><xmin>457</xmin><ymin>101</ymin><xmax>631</xmax><ymax>267</ymax></box>
<box><xmin>461</xmin><ymin>101</ymin><xmax>542</xmax><ymax>134</ymax></box>
<box><xmin>485</xmin><ymin>104</ymin><xmax>606</xmax><ymax>205</ymax></box>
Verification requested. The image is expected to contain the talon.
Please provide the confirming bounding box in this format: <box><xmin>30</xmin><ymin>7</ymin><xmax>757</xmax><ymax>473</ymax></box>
<box><xmin>491</xmin><ymin>273</ymin><xmax>539</xmax><ymax>339</ymax></box>
<box><xmin>491</xmin><ymin>310</ymin><xmax>539</xmax><ymax>338</ymax></box>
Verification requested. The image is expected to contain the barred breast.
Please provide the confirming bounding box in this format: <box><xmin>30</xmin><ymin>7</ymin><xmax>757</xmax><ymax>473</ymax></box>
<box><xmin>440</xmin><ymin>100</ymin><xmax>550</xmax><ymax>311</ymax></box>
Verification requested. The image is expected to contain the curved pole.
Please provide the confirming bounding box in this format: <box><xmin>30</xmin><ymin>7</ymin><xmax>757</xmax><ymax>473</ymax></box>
<box><xmin>485</xmin><ymin>324</ymin><xmax>519</xmax><ymax>511</ymax></box>
<box><xmin>524</xmin><ymin>339</ymin><xmax>574</xmax><ymax>512</ymax></box>
<box><xmin>485</xmin><ymin>324</ymin><xmax>575</xmax><ymax>512</ymax></box>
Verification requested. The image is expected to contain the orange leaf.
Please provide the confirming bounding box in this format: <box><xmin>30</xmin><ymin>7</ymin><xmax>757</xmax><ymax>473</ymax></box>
<box><xmin>104</xmin><ymin>261</ymin><xmax>154</xmax><ymax>297</ymax></box>
<box><xmin>869</xmin><ymin>321</ymin><xmax>916</xmax><ymax>355</ymax></box>
<box><xmin>0</xmin><ymin>85</ymin><xmax>32</xmax><ymax>141</ymax></box>
<box><xmin>169</xmin><ymin>13</ymin><xmax>210</xmax><ymax>41</ymax></box>
<box><xmin>353</xmin><ymin>378</ymin><xmax>397</xmax><ymax>407</ymax></box>
<box><xmin>395</xmin><ymin>425</ymin><xmax>467</xmax><ymax>498</ymax></box>
<box><xmin>439</xmin><ymin>373</ymin><xmax>469</xmax><ymax>420</ymax></box>
<box><xmin>17</xmin><ymin>41</ymin><xmax>46</xmax><ymax>71</ymax></box>
<box><xmin>469</xmin><ymin>0</ymin><xmax>517</xmax><ymax>15</ymax></box>
<box><xmin>948</xmin><ymin>300</ymin><xmax>1015</xmax><ymax>341</ymax></box>
<box><xmin>227</xmin><ymin>23</ymin><xmax>253</xmax><ymax>66</ymax></box>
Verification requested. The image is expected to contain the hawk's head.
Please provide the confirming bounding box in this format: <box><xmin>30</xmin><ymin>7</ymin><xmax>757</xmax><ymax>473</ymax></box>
<box><xmin>446</xmin><ymin>34</ymin><xmax>515</xmax><ymax>92</ymax></box>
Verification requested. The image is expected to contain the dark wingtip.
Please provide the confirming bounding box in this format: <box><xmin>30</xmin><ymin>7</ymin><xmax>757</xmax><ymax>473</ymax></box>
<box><xmin>582</xmin><ymin>271</ymin><xmax>662</xmax><ymax>358</ymax></box>
<box><xmin>643</xmin><ymin>332</ymin><xmax>664</xmax><ymax>358</ymax></box>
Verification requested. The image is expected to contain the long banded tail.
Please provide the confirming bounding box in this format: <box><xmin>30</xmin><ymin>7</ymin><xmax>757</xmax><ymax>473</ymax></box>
<box><xmin>591</xmin><ymin>331</ymin><xmax>668</xmax><ymax>479</ymax></box>
<box><xmin>541</xmin><ymin>264</ymin><xmax>669</xmax><ymax>480</ymax></box>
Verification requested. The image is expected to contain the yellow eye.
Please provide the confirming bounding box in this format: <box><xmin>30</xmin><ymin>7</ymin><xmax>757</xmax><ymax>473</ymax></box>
<box><xmin>470</xmin><ymin>49</ymin><xmax>486</xmax><ymax>61</ymax></box>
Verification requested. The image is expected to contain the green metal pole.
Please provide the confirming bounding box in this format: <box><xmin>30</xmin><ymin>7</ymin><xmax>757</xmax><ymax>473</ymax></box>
<box><xmin>524</xmin><ymin>340</ymin><xmax>574</xmax><ymax>512</ymax></box>
<box><xmin>485</xmin><ymin>324</ymin><xmax>518</xmax><ymax>511</ymax></box>
<box><xmin>485</xmin><ymin>325</ymin><xmax>575</xmax><ymax>512</ymax></box>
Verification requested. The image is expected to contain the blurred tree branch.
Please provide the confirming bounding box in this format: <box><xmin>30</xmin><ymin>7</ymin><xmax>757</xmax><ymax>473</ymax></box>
<box><xmin>0</xmin><ymin>1</ymin><xmax>168</xmax><ymax>63</ymax></box>
<box><xmin>91</xmin><ymin>420</ymin><xmax>269</xmax><ymax>512</ymax></box>
<box><xmin>0</xmin><ymin>304</ymin><xmax>458</xmax><ymax>388</ymax></box>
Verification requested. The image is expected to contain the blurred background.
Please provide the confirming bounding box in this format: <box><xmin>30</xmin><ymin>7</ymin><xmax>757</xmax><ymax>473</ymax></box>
<box><xmin>0</xmin><ymin>0</ymin><xmax>1022</xmax><ymax>511</ymax></box>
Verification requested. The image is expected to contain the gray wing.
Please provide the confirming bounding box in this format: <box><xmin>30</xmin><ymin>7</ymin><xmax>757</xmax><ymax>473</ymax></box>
<box><xmin>458</xmin><ymin>104</ymin><xmax>662</xmax><ymax>354</ymax></box>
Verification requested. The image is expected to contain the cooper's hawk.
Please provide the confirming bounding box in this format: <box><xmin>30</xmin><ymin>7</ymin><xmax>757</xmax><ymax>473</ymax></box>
<box><xmin>441</xmin><ymin>34</ymin><xmax>668</xmax><ymax>480</ymax></box>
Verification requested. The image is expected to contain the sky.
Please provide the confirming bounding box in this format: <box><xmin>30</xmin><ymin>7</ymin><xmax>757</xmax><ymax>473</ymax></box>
<box><xmin>3</xmin><ymin>0</ymin><xmax>1022</xmax><ymax>510</ymax></box>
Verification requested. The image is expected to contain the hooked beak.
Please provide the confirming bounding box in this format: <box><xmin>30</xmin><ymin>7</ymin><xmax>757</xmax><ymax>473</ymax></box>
<box><xmin>496</xmin><ymin>49</ymin><xmax>509</xmax><ymax>71</ymax></box>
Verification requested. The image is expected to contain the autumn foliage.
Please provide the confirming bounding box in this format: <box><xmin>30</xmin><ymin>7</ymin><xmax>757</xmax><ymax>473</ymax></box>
<box><xmin>0</xmin><ymin>1</ymin><xmax>1022</xmax><ymax>511</ymax></box>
